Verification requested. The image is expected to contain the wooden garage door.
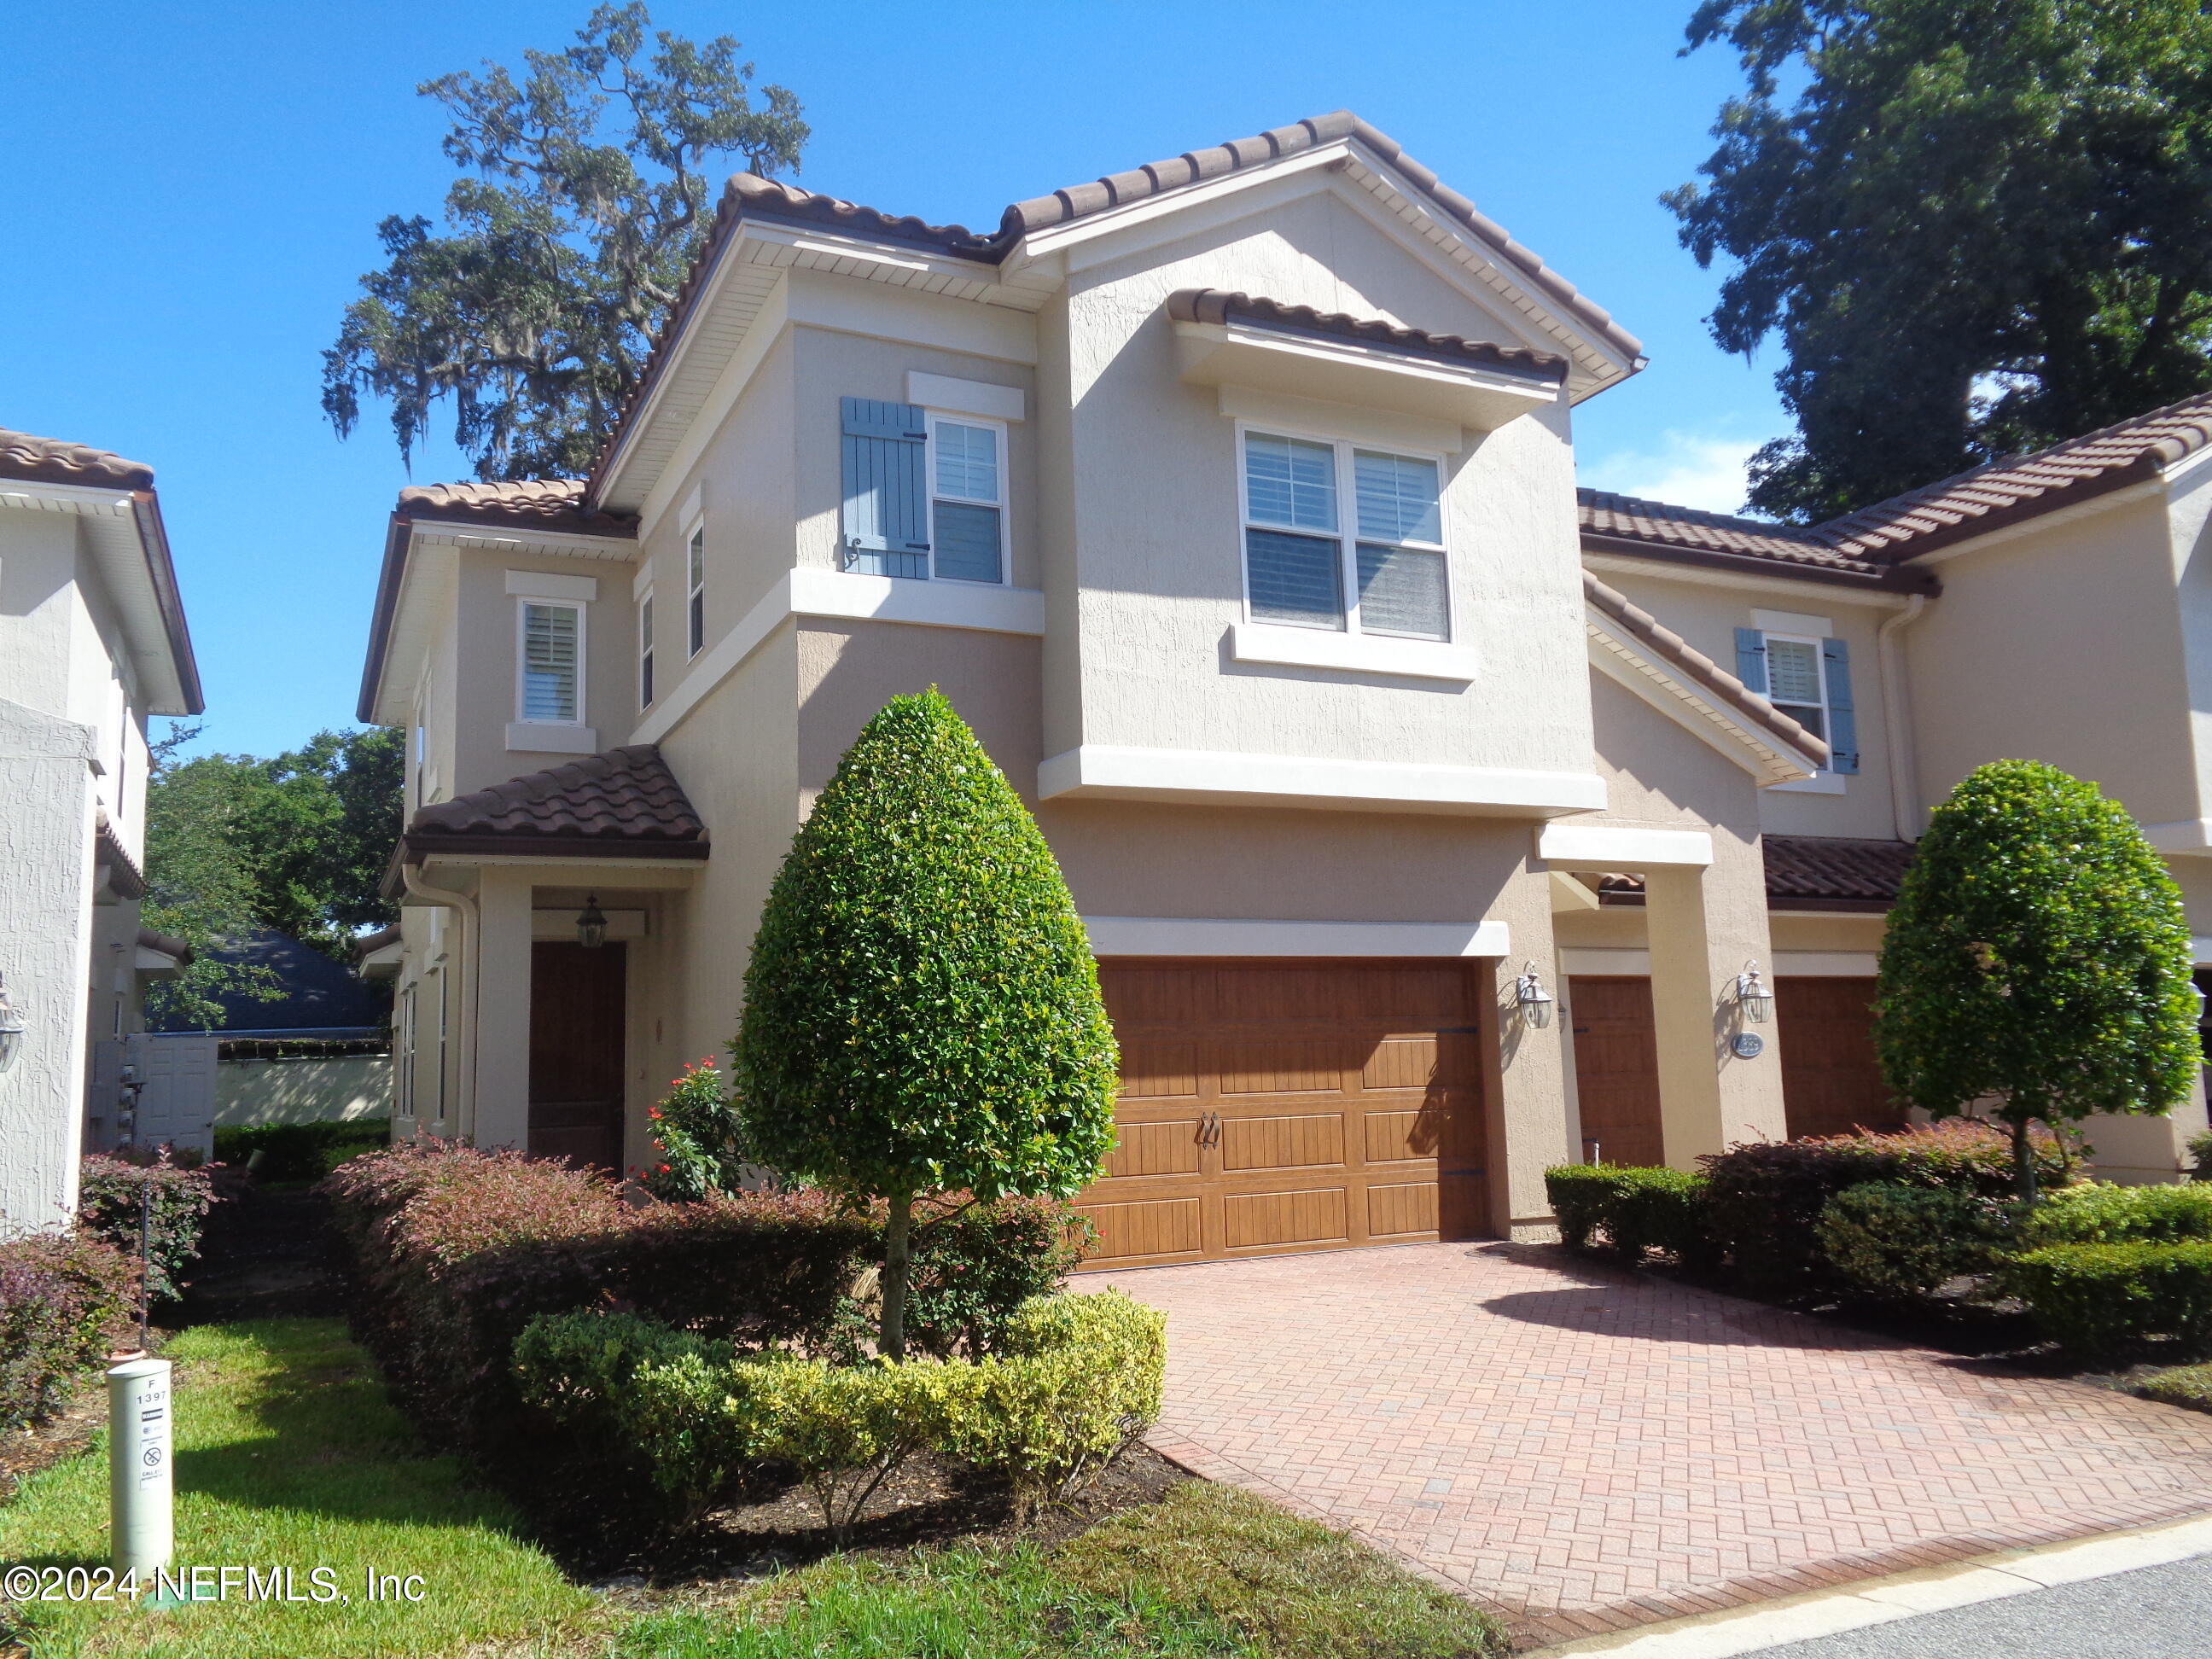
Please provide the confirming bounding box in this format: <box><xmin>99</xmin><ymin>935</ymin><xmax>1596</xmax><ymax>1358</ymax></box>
<box><xmin>1776</xmin><ymin>977</ymin><xmax>1904</xmax><ymax>1139</ymax></box>
<box><xmin>1567</xmin><ymin>976</ymin><xmax>1664</xmax><ymax>1167</ymax></box>
<box><xmin>1074</xmin><ymin>961</ymin><xmax>1488</xmax><ymax>1269</ymax></box>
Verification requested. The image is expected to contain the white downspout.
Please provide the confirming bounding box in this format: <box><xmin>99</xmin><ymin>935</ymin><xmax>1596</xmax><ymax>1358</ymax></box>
<box><xmin>402</xmin><ymin>865</ymin><xmax>480</xmax><ymax>1141</ymax></box>
<box><xmin>1877</xmin><ymin>595</ymin><xmax>1930</xmax><ymax>841</ymax></box>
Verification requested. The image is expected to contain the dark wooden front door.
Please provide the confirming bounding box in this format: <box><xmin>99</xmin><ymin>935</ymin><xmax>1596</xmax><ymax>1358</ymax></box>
<box><xmin>1775</xmin><ymin>977</ymin><xmax>1902</xmax><ymax>1139</ymax></box>
<box><xmin>1568</xmin><ymin>976</ymin><xmax>1665</xmax><ymax>1167</ymax></box>
<box><xmin>1073</xmin><ymin>961</ymin><xmax>1489</xmax><ymax>1269</ymax></box>
<box><xmin>529</xmin><ymin>941</ymin><xmax>627</xmax><ymax>1172</ymax></box>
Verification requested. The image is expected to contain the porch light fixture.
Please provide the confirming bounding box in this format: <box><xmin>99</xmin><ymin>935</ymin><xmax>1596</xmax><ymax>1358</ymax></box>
<box><xmin>1513</xmin><ymin>963</ymin><xmax>1555</xmax><ymax>1030</ymax></box>
<box><xmin>575</xmin><ymin>895</ymin><xmax>608</xmax><ymax>950</ymax></box>
<box><xmin>0</xmin><ymin>973</ymin><xmax>23</xmax><ymax>1074</ymax></box>
<box><xmin>1735</xmin><ymin>960</ymin><xmax>1774</xmax><ymax>1025</ymax></box>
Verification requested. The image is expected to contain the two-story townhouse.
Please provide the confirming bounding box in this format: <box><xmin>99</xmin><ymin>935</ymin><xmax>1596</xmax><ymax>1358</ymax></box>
<box><xmin>0</xmin><ymin>430</ymin><xmax>201</xmax><ymax>1233</ymax></box>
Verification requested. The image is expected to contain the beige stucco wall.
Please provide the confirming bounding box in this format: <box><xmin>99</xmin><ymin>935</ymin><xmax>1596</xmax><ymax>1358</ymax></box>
<box><xmin>215</xmin><ymin>1056</ymin><xmax>392</xmax><ymax>1127</ymax></box>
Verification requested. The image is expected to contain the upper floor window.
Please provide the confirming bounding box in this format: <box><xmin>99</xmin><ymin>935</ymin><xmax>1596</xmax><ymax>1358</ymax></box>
<box><xmin>841</xmin><ymin>397</ymin><xmax>1008</xmax><ymax>585</ymax></box>
<box><xmin>1736</xmin><ymin>624</ymin><xmax>1859</xmax><ymax>773</ymax></box>
<box><xmin>1240</xmin><ymin>430</ymin><xmax>1449</xmax><ymax>641</ymax></box>
<box><xmin>518</xmin><ymin>601</ymin><xmax>582</xmax><ymax>725</ymax></box>
<box><xmin>686</xmin><ymin>527</ymin><xmax>706</xmax><ymax>658</ymax></box>
<box><xmin>638</xmin><ymin>591</ymin><xmax>656</xmax><ymax>708</ymax></box>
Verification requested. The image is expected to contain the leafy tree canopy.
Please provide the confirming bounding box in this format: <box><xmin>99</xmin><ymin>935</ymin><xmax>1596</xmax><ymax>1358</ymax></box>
<box><xmin>1875</xmin><ymin>760</ymin><xmax>2200</xmax><ymax>1199</ymax></box>
<box><xmin>323</xmin><ymin>3</ymin><xmax>807</xmax><ymax>480</ymax></box>
<box><xmin>1669</xmin><ymin>0</ymin><xmax>2212</xmax><ymax>521</ymax></box>
<box><xmin>143</xmin><ymin>725</ymin><xmax>405</xmax><ymax>1026</ymax></box>
<box><xmin>734</xmin><ymin>690</ymin><xmax>1119</xmax><ymax>1356</ymax></box>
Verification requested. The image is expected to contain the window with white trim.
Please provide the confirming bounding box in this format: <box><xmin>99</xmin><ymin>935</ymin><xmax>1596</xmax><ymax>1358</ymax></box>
<box><xmin>517</xmin><ymin>601</ymin><xmax>583</xmax><ymax>725</ymax></box>
<box><xmin>927</xmin><ymin>413</ymin><xmax>1004</xmax><ymax>584</ymax></box>
<box><xmin>686</xmin><ymin>526</ymin><xmax>706</xmax><ymax>657</ymax></box>
<box><xmin>1240</xmin><ymin>429</ymin><xmax>1449</xmax><ymax>640</ymax></box>
<box><xmin>638</xmin><ymin>591</ymin><xmax>656</xmax><ymax>708</ymax></box>
<box><xmin>1761</xmin><ymin>634</ymin><xmax>1829</xmax><ymax>741</ymax></box>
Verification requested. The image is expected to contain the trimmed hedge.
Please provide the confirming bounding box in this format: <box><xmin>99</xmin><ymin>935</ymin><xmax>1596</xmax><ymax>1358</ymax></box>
<box><xmin>1544</xmin><ymin>1166</ymin><xmax>1714</xmax><ymax>1266</ymax></box>
<box><xmin>2003</xmin><ymin>1242</ymin><xmax>2212</xmax><ymax>1357</ymax></box>
<box><xmin>1815</xmin><ymin>1183</ymin><xmax>2003</xmax><ymax>1301</ymax></box>
<box><xmin>2017</xmin><ymin>1182</ymin><xmax>2212</xmax><ymax>1248</ymax></box>
<box><xmin>1700</xmin><ymin>1121</ymin><xmax>2064</xmax><ymax>1298</ymax></box>
<box><xmin>78</xmin><ymin>1151</ymin><xmax>216</xmax><ymax>1302</ymax></box>
<box><xmin>214</xmin><ymin>1119</ymin><xmax>391</xmax><ymax>1183</ymax></box>
<box><xmin>516</xmin><ymin>1290</ymin><xmax>1166</xmax><ymax>1536</ymax></box>
<box><xmin>0</xmin><ymin>1231</ymin><xmax>139</xmax><ymax>1430</ymax></box>
<box><xmin>322</xmin><ymin>1141</ymin><xmax>1088</xmax><ymax>1454</ymax></box>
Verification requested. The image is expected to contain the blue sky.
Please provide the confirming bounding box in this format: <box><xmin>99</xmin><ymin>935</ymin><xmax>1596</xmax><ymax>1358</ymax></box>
<box><xmin>1</xmin><ymin>1</ymin><xmax>1784</xmax><ymax>760</ymax></box>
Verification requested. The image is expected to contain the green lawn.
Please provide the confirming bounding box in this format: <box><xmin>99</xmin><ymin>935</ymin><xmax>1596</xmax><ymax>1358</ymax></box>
<box><xmin>0</xmin><ymin>1318</ymin><xmax>591</xmax><ymax>1658</ymax></box>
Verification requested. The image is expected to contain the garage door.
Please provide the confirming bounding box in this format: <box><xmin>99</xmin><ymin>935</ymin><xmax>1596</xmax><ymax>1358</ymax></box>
<box><xmin>1074</xmin><ymin>961</ymin><xmax>1489</xmax><ymax>1269</ymax></box>
<box><xmin>1775</xmin><ymin>977</ymin><xmax>1903</xmax><ymax>1139</ymax></box>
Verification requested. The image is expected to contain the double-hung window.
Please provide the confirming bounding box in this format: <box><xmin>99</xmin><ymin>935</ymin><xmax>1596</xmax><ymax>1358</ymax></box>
<box><xmin>517</xmin><ymin>601</ymin><xmax>582</xmax><ymax>725</ymax></box>
<box><xmin>1736</xmin><ymin>624</ymin><xmax>1860</xmax><ymax>774</ymax></box>
<box><xmin>686</xmin><ymin>527</ymin><xmax>706</xmax><ymax>658</ymax></box>
<box><xmin>840</xmin><ymin>398</ymin><xmax>1008</xmax><ymax>585</ymax></box>
<box><xmin>637</xmin><ymin>591</ymin><xmax>656</xmax><ymax>708</ymax></box>
<box><xmin>1240</xmin><ymin>430</ymin><xmax>1450</xmax><ymax>641</ymax></box>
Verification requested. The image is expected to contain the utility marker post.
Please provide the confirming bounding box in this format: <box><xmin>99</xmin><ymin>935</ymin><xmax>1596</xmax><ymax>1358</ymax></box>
<box><xmin>107</xmin><ymin>1356</ymin><xmax>173</xmax><ymax>1579</ymax></box>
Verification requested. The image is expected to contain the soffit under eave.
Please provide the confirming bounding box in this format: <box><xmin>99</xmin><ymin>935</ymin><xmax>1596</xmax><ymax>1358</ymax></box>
<box><xmin>1</xmin><ymin>486</ymin><xmax>193</xmax><ymax>716</ymax></box>
<box><xmin>368</xmin><ymin>531</ymin><xmax>457</xmax><ymax>729</ymax></box>
<box><xmin>1586</xmin><ymin>626</ymin><xmax>1820</xmax><ymax>786</ymax></box>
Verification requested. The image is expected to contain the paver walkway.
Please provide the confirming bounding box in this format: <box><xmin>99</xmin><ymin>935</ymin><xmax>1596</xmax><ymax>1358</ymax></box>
<box><xmin>1091</xmin><ymin>1242</ymin><xmax>2212</xmax><ymax>1646</ymax></box>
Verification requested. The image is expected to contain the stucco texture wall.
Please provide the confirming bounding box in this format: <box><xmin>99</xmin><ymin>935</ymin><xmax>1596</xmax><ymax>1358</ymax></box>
<box><xmin>214</xmin><ymin>1056</ymin><xmax>392</xmax><ymax>1126</ymax></box>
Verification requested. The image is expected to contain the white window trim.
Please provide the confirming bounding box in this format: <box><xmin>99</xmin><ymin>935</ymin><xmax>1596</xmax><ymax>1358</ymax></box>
<box><xmin>921</xmin><ymin>409</ymin><xmax>1011</xmax><ymax>587</ymax></box>
<box><xmin>1233</xmin><ymin>418</ymin><xmax>1454</xmax><ymax>643</ymax></box>
<box><xmin>1761</xmin><ymin>628</ymin><xmax>1846</xmax><ymax>793</ymax></box>
<box><xmin>637</xmin><ymin>587</ymin><xmax>656</xmax><ymax>709</ymax></box>
<box><xmin>514</xmin><ymin>597</ymin><xmax>586</xmax><ymax>726</ymax></box>
<box><xmin>684</xmin><ymin>521</ymin><xmax>707</xmax><ymax>659</ymax></box>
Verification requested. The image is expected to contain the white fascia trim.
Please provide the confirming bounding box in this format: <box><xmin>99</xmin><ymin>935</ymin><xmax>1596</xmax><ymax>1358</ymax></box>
<box><xmin>632</xmin><ymin>568</ymin><xmax>1045</xmax><ymax>747</ymax></box>
<box><xmin>407</xmin><ymin>519</ymin><xmax>637</xmax><ymax>562</ymax></box>
<box><xmin>504</xmin><ymin>568</ymin><xmax>600</xmax><ymax>602</ymax></box>
<box><xmin>505</xmin><ymin>722</ymin><xmax>599</xmax><ymax>754</ymax></box>
<box><xmin>908</xmin><ymin>372</ymin><xmax>1026</xmax><ymax>422</ymax></box>
<box><xmin>1230</xmin><ymin>623</ymin><xmax>1477</xmax><ymax>683</ymax></box>
<box><xmin>1768</xmin><ymin>771</ymin><xmax>1848</xmax><ymax>795</ymax></box>
<box><xmin>1039</xmin><ymin>743</ymin><xmax>1606</xmax><ymax>816</ymax></box>
<box><xmin>1586</xmin><ymin>623</ymin><xmax>1821</xmax><ymax>785</ymax></box>
<box><xmin>0</xmin><ymin>478</ymin><xmax>136</xmax><ymax>515</ymax></box>
<box><xmin>1580</xmin><ymin>552</ymin><xmax>1915</xmax><ymax>612</ymax></box>
<box><xmin>1538</xmin><ymin>824</ymin><xmax>1714</xmax><ymax>868</ymax></box>
<box><xmin>1085</xmin><ymin>915</ymin><xmax>1508</xmax><ymax>959</ymax></box>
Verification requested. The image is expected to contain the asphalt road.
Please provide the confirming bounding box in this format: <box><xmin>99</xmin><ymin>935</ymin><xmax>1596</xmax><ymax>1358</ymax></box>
<box><xmin>1752</xmin><ymin>1555</ymin><xmax>2212</xmax><ymax>1657</ymax></box>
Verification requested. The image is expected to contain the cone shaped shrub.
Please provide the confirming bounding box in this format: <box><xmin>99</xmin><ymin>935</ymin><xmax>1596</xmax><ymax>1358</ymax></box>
<box><xmin>734</xmin><ymin>690</ymin><xmax>1118</xmax><ymax>1357</ymax></box>
<box><xmin>1876</xmin><ymin>760</ymin><xmax>2198</xmax><ymax>1201</ymax></box>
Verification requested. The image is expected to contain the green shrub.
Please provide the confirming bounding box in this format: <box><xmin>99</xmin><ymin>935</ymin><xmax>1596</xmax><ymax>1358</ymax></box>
<box><xmin>2017</xmin><ymin>1182</ymin><xmax>2212</xmax><ymax>1247</ymax></box>
<box><xmin>0</xmin><ymin>1231</ymin><xmax>139</xmax><ymax>1430</ymax></box>
<box><xmin>1700</xmin><ymin>1121</ymin><xmax>2063</xmax><ymax>1299</ymax></box>
<box><xmin>940</xmin><ymin>1291</ymin><xmax>1167</xmax><ymax>1519</ymax></box>
<box><xmin>2186</xmin><ymin>1127</ymin><xmax>2212</xmax><ymax>1183</ymax></box>
<box><xmin>639</xmin><ymin>1060</ymin><xmax>750</xmax><ymax>1202</ymax></box>
<box><xmin>906</xmin><ymin>1193</ymin><xmax>1094</xmax><ymax>1358</ymax></box>
<box><xmin>1816</xmin><ymin>1183</ymin><xmax>2001</xmax><ymax>1301</ymax></box>
<box><xmin>511</xmin><ymin>1309</ymin><xmax>732</xmax><ymax>1441</ymax></box>
<box><xmin>1542</xmin><ymin>1165</ymin><xmax>1714</xmax><ymax>1265</ymax></box>
<box><xmin>2002</xmin><ymin>1241</ymin><xmax>2212</xmax><ymax>1357</ymax></box>
<box><xmin>213</xmin><ymin>1119</ymin><xmax>390</xmax><ymax>1182</ymax></box>
<box><xmin>77</xmin><ymin>1150</ymin><xmax>217</xmax><ymax>1301</ymax></box>
<box><xmin>2139</xmin><ymin>1361</ymin><xmax>2212</xmax><ymax>1412</ymax></box>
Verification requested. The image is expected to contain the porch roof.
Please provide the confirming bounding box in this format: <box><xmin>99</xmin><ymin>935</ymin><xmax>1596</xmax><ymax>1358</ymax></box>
<box><xmin>1594</xmin><ymin>835</ymin><xmax>1914</xmax><ymax>914</ymax></box>
<box><xmin>400</xmin><ymin>743</ymin><xmax>708</xmax><ymax>864</ymax></box>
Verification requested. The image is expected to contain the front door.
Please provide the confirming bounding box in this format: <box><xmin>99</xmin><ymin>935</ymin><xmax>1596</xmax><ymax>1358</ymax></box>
<box><xmin>529</xmin><ymin>941</ymin><xmax>626</xmax><ymax>1172</ymax></box>
<box><xmin>1568</xmin><ymin>975</ymin><xmax>1664</xmax><ymax>1167</ymax></box>
<box><xmin>1775</xmin><ymin>977</ymin><xmax>1901</xmax><ymax>1139</ymax></box>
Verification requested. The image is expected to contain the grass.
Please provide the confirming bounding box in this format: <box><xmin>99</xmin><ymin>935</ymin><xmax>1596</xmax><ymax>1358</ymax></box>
<box><xmin>0</xmin><ymin>1318</ymin><xmax>591</xmax><ymax>1658</ymax></box>
<box><xmin>616</xmin><ymin>1482</ymin><xmax>1508</xmax><ymax>1659</ymax></box>
<box><xmin>2139</xmin><ymin>1360</ymin><xmax>2212</xmax><ymax>1412</ymax></box>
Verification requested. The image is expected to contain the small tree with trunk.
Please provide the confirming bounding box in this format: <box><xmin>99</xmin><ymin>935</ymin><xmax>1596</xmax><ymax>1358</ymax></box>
<box><xmin>732</xmin><ymin>690</ymin><xmax>1118</xmax><ymax>1359</ymax></box>
<box><xmin>1876</xmin><ymin>760</ymin><xmax>2200</xmax><ymax>1202</ymax></box>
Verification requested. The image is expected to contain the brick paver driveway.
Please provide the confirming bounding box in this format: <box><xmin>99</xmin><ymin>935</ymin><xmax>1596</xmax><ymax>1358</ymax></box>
<box><xmin>1092</xmin><ymin>1243</ymin><xmax>2212</xmax><ymax>1646</ymax></box>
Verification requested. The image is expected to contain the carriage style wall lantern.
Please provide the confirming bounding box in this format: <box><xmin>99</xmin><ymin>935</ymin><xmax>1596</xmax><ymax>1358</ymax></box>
<box><xmin>1734</xmin><ymin>960</ymin><xmax>1774</xmax><ymax>1024</ymax></box>
<box><xmin>575</xmin><ymin>896</ymin><xmax>608</xmax><ymax>950</ymax></box>
<box><xmin>1513</xmin><ymin>963</ymin><xmax>1556</xmax><ymax>1030</ymax></box>
<box><xmin>0</xmin><ymin>972</ymin><xmax>25</xmax><ymax>1074</ymax></box>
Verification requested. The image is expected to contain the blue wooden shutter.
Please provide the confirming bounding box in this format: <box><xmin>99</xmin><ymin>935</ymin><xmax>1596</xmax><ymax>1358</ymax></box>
<box><xmin>841</xmin><ymin>398</ymin><xmax>930</xmax><ymax>579</ymax></box>
<box><xmin>1733</xmin><ymin>626</ymin><xmax>1768</xmax><ymax>693</ymax></box>
<box><xmin>1821</xmin><ymin>637</ymin><xmax>1859</xmax><ymax>773</ymax></box>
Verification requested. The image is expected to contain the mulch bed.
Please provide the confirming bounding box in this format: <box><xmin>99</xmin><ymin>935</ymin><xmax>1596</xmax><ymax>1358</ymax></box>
<box><xmin>0</xmin><ymin>1384</ymin><xmax>108</xmax><ymax>1506</ymax></box>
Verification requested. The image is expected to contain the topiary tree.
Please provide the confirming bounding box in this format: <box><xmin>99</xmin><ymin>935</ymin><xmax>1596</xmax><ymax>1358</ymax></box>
<box><xmin>1877</xmin><ymin>760</ymin><xmax>2200</xmax><ymax>1203</ymax></box>
<box><xmin>733</xmin><ymin>690</ymin><xmax>1118</xmax><ymax>1359</ymax></box>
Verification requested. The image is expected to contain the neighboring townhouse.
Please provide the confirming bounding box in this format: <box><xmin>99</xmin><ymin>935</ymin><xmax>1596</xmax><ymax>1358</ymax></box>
<box><xmin>0</xmin><ymin>430</ymin><xmax>201</xmax><ymax>1233</ymax></box>
<box><xmin>353</xmin><ymin>110</ymin><xmax>2203</xmax><ymax>1272</ymax></box>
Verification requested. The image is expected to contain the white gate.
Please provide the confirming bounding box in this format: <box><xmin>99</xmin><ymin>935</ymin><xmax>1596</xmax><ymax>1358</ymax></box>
<box><xmin>125</xmin><ymin>1033</ymin><xmax>219</xmax><ymax>1157</ymax></box>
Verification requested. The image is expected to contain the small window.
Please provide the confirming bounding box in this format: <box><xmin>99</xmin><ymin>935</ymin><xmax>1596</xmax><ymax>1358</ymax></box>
<box><xmin>686</xmin><ymin>526</ymin><xmax>706</xmax><ymax>658</ymax></box>
<box><xmin>1240</xmin><ymin>430</ymin><xmax>1449</xmax><ymax>639</ymax></box>
<box><xmin>638</xmin><ymin>592</ymin><xmax>656</xmax><ymax>708</ymax></box>
<box><xmin>518</xmin><ymin>601</ymin><xmax>582</xmax><ymax>724</ymax></box>
<box><xmin>929</xmin><ymin>416</ymin><xmax>1004</xmax><ymax>584</ymax></box>
<box><xmin>1763</xmin><ymin>636</ymin><xmax>1828</xmax><ymax>740</ymax></box>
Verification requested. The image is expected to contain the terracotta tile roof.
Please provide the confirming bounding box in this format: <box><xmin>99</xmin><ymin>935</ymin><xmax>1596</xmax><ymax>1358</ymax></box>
<box><xmin>723</xmin><ymin>172</ymin><xmax>1002</xmax><ymax>260</ymax></box>
<box><xmin>1584</xmin><ymin>572</ymin><xmax>1829</xmax><ymax>768</ymax></box>
<box><xmin>1168</xmin><ymin>288</ymin><xmax>1568</xmax><ymax>381</ymax></box>
<box><xmin>94</xmin><ymin>807</ymin><xmax>147</xmax><ymax>900</ymax></box>
<box><xmin>0</xmin><ymin>428</ymin><xmax>154</xmax><ymax>491</ymax></box>
<box><xmin>135</xmin><ymin>927</ymin><xmax>192</xmax><ymax>964</ymax></box>
<box><xmin>351</xmin><ymin>923</ymin><xmax>402</xmax><ymax>962</ymax></box>
<box><xmin>1578</xmin><ymin>490</ymin><xmax>1938</xmax><ymax>592</ymax></box>
<box><xmin>402</xmin><ymin>744</ymin><xmax>707</xmax><ymax>862</ymax></box>
<box><xmin>1595</xmin><ymin>836</ymin><xmax>1913</xmax><ymax>911</ymax></box>
<box><xmin>395</xmin><ymin>477</ymin><xmax>637</xmax><ymax>538</ymax></box>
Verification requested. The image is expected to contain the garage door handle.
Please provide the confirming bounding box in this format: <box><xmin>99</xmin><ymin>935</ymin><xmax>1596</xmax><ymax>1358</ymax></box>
<box><xmin>1196</xmin><ymin>1111</ymin><xmax>1221</xmax><ymax>1146</ymax></box>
